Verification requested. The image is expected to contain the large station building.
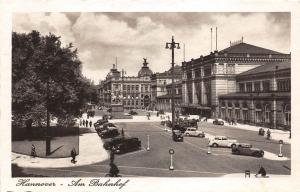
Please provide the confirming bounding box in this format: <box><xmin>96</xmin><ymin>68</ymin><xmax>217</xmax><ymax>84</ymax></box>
<box><xmin>181</xmin><ymin>40</ymin><xmax>291</xmax><ymax>129</ymax></box>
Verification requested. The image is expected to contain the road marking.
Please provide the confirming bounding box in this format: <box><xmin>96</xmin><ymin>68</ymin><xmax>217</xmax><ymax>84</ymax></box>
<box><xmin>91</xmin><ymin>164</ymin><xmax>229</xmax><ymax>175</ymax></box>
<box><xmin>38</xmin><ymin>168</ymin><xmax>140</xmax><ymax>177</ymax></box>
<box><xmin>116</xmin><ymin>147</ymin><xmax>147</xmax><ymax>159</ymax></box>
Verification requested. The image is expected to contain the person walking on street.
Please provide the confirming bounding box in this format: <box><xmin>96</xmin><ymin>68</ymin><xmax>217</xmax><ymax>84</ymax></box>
<box><xmin>71</xmin><ymin>148</ymin><xmax>77</xmax><ymax>164</ymax></box>
<box><xmin>121</xmin><ymin>128</ymin><xmax>124</xmax><ymax>137</ymax></box>
<box><xmin>255</xmin><ymin>165</ymin><xmax>267</xmax><ymax>177</ymax></box>
<box><xmin>89</xmin><ymin>120</ymin><xmax>92</xmax><ymax>128</ymax></box>
<box><xmin>79</xmin><ymin>119</ymin><xmax>82</xmax><ymax>126</ymax></box>
<box><xmin>31</xmin><ymin>144</ymin><xmax>37</xmax><ymax>158</ymax></box>
<box><xmin>86</xmin><ymin>120</ymin><xmax>89</xmax><ymax>128</ymax></box>
<box><xmin>266</xmin><ymin>129</ymin><xmax>271</xmax><ymax>140</ymax></box>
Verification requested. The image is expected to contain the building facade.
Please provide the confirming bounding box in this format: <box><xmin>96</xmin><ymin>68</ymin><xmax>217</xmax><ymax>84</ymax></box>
<box><xmin>156</xmin><ymin>80</ymin><xmax>182</xmax><ymax>113</ymax></box>
<box><xmin>219</xmin><ymin>60</ymin><xmax>291</xmax><ymax>130</ymax></box>
<box><xmin>99</xmin><ymin>59</ymin><xmax>153</xmax><ymax>109</ymax></box>
<box><xmin>181</xmin><ymin>41</ymin><xmax>291</xmax><ymax>118</ymax></box>
<box><xmin>151</xmin><ymin>65</ymin><xmax>182</xmax><ymax>110</ymax></box>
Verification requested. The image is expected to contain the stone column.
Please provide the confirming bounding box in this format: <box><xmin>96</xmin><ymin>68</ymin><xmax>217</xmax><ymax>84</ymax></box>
<box><xmin>271</xmin><ymin>95</ymin><xmax>277</xmax><ymax>129</ymax></box>
<box><xmin>192</xmin><ymin>69</ymin><xmax>198</xmax><ymax>104</ymax></box>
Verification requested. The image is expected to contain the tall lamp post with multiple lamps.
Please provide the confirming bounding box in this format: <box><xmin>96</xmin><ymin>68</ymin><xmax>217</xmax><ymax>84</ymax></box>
<box><xmin>165</xmin><ymin>36</ymin><xmax>180</xmax><ymax>131</ymax></box>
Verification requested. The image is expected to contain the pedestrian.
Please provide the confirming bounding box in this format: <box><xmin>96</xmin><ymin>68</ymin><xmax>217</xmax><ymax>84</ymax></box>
<box><xmin>121</xmin><ymin>128</ymin><xmax>124</xmax><ymax>137</ymax></box>
<box><xmin>89</xmin><ymin>120</ymin><xmax>92</xmax><ymax>128</ymax></box>
<box><xmin>70</xmin><ymin>148</ymin><xmax>76</xmax><ymax>164</ymax></box>
<box><xmin>255</xmin><ymin>165</ymin><xmax>267</xmax><ymax>177</ymax></box>
<box><xmin>31</xmin><ymin>144</ymin><xmax>37</xmax><ymax>158</ymax></box>
<box><xmin>86</xmin><ymin>120</ymin><xmax>89</xmax><ymax>128</ymax></box>
<box><xmin>266</xmin><ymin>129</ymin><xmax>271</xmax><ymax>140</ymax></box>
<box><xmin>110</xmin><ymin>150</ymin><xmax>115</xmax><ymax>163</ymax></box>
<box><xmin>79</xmin><ymin>119</ymin><xmax>82</xmax><ymax>126</ymax></box>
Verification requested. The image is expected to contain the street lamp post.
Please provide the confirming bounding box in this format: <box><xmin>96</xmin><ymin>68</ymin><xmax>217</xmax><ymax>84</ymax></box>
<box><xmin>166</xmin><ymin>36</ymin><xmax>180</xmax><ymax>131</ymax></box>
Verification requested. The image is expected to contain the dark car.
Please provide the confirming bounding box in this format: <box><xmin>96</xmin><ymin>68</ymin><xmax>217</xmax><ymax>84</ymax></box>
<box><xmin>94</xmin><ymin>119</ymin><xmax>108</xmax><ymax>128</ymax></box>
<box><xmin>103</xmin><ymin>137</ymin><xmax>127</xmax><ymax>150</ymax></box>
<box><xmin>258</xmin><ymin>128</ymin><xmax>265</xmax><ymax>136</ymax></box>
<box><xmin>129</xmin><ymin>110</ymin><xmax>138</xmax><ymax>115</ymax></box>
<box><xmin>232</xmin><ymin>143</ymin><xmax>264</xmax><ymax>157</ymax></box>
<box><xmin>172</xmin><ymin>130</ymin><xmax>184</xmax><ymax>142</ymax></box>
<box><xmin>213</xmin><ymin>119</ymin><xmax>224</xmax><ymax>125</ymax></box>
<box><xmin>111</xmin><ymin>137</ymin><xmax>141</xmax><ymax>154</ymax></box>
<box><xmin>99</xmin><ymin>128</ymin><xmax>120</xmax><ymax>139</ymax></box>
<box><xmin>95</xmin><ymin>122</ymin><xmax>116</xmax><ymax>132</ymax></box>
<box><xmin>173</xmin><ymin>124</ymin><xmax>187</xmax><ymax>133</ymax></box>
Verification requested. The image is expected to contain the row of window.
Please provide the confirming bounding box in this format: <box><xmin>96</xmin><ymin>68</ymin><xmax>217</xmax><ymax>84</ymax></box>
<box><xmin>116</xmin><ymin>84</ymin><xmax>150</xmax><ymax>92</ymax></box>
<box><xmin>239</xmin><ymin>79</ymin><xmax>290</xmax><ymax>92</ymax></box>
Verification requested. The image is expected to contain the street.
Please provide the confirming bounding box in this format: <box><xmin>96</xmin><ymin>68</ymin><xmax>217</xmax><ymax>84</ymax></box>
<box><xmin>20</xmin><ymin>120</ymin><xmax>291</xmax><ymax>177</ymax></box>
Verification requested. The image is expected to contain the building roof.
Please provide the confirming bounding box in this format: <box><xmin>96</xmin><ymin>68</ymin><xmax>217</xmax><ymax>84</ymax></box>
<box><xmin>220</xmin><ymin>42</ymin><xmax>283</xmax><ymax>55</ymax></box>
<box><xmin>238</xmin><ymin>60</ymin><xmax>290</xmax><ymax>76</ymax></box>
<box><xmin>151</xmin><ymin>65</ymin><xmax>182</xmax><ymax>79</ymax></box>
<box><xmin>138</xmin><ymin>58</ymin><xmax>153</xmax><ymax>77</ymax></box>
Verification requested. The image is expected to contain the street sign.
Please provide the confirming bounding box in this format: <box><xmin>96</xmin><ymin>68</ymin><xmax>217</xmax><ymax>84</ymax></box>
<box><xmin>279</xmin><ymin>140</ymin><xmax>283</xmax><ymax>144</ymax></box>
<box><xmin>169</xmin><ymin>149</ymin><xmax>175</xmax><ymax>155</ymax></box>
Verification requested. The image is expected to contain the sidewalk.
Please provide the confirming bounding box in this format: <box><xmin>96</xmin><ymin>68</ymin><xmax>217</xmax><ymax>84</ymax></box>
<box><xmin>205</xmin><ymin>118</ymin><xmax>291</xmax><ymax>144</ymax></box>
<box><xmin>12</xmin><ymin>132</ymin><xmax>109</xmax><ymax>168</ymax></box>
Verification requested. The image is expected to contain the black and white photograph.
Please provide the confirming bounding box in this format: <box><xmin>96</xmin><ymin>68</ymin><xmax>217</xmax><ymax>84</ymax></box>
<box><xmin>1</xmin><ymin>1</ymin><xmax>300</xmax><ymax>192</ymax></box>
<box><xmin>10</xmin><ymin>11</ymin><xmax>291</xmax><ymax>178</ymax></box>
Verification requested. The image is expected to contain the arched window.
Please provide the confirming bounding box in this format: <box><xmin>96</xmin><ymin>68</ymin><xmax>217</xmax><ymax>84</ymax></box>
<box><xmin>284</xmin><ymin>104</ymin><xmax>291</xmax><ymax>126</ymax></box>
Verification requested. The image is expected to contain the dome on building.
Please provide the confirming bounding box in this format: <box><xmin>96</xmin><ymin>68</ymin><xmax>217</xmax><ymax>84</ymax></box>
<box><xmin>138</xmin><ymin>58</ymin><xmax>153</xmax><ymax>77</ymax></box>
<box><xmin>106</xmin><ymin>64</ymin><xmax>120</xmax><ymax>79</ymax></box>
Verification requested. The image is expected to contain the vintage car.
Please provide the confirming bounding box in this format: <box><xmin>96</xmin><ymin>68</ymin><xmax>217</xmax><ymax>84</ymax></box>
<box><xmin>213</xmin><ymin>119</ymin><xmax>225</xmax><ymax>125</ymax></box>
<box><xmin>98</xmin><ymin>128</ymin><xmax>120</xmax><ymax>139</ymax></box>
<box><xmin>95</xmin><ymin>122</ymin><xmax>116</xmax><ymax>132</ymax></box>
<box><xmin>128</xmin><ymin>110</ymin><xmax>138</xmax><ymax>115</ymax></box>
<box><xmin>232</xmin><ymin>143</ymin><xmax>264</xmax><ymax>157</ymax></box>
<box><xmin>172</xmin><ymin>130</ymin><xmax>184</xmax><ymax>142</ymax></box>
<box><xmin>111</xmin><ymin>137</ymin><xmax>141</xmax><ymax>154</ymax></box>
<box><xmin>209</xmin><ymin>136</ymin><xmax>237</xmax><ymax>148</ymax></box>
<box><xmin>184</xmin><ymin>128</ymin><xmax>205</xmax><ymax>138</ymax></box>
<box><xmin>94</xmin><ymin>119</ymin><xmax>108</xmax><ymax>127</ymax></box>
<box><xmin>258</xmin><ymin>128</ymin><xmax>265</xmax><ymax>136</ymax></box>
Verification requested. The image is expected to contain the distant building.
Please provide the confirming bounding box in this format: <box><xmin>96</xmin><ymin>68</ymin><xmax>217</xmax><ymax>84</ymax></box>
<box><xmin>151</xmin><ymin>65</ymin><xmax>182</xmax><ymax>110</ymax></box>
<box><xmin>99</xmin><ymin>59</ymin><xmax>153</xmax><ymax>109</ymax></box>
<box><xmin>219</xmin><ymin>60</ymin><xmax>290</xmax><ymax>130</ymax></box>
<box><xmin>156</xmin><ymin>80</ymin><xmax>182</xmax><ymax>112</ymax></box>
<box><xmin>181</xmin><ymin>40</ymin><xmax>291</xmax><ymax>119</ymax></box>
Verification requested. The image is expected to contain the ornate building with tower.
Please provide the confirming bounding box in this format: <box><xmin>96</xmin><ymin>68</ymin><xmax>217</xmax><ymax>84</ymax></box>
<box><xmin>99</xmin><ymin>59</ymin><xmax>153</xmax><ymax>109</ymax></box>
<box><xmin>181</xmin><ymin>40</ymin><xmax>291</xmax><ymax>122</ymax></box>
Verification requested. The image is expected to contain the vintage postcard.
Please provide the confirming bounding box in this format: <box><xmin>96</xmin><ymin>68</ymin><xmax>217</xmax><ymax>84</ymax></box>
<box><xmin>1</xmin><ymin>0</ymin><xmax>300</xmax><ymax>192</ymax></box>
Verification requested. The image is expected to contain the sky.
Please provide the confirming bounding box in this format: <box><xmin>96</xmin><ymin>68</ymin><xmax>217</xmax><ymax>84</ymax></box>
<box><xmin>12</xmin><ymin>12</ymin><xmax>290</xmax><ymax>84</ymax></box>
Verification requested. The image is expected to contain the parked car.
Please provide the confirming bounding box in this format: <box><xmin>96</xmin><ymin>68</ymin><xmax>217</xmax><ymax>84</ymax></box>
<box><xmin>232</xmin><ymin>143</ymin><xmax>264</xmax><ymax>157</ymax></box>
<box><xmin>129</xmin><ymin>110</ymin><xmax>138</xmax><ymax>115</ymax></box>
<box><xmin>96</xmin><ymin>122</ymin><xmax>117</xmax><ymax>132</ymax></box>
<box><xmin>173</xmin><ymin>124</ymin><xmax>187</xmax><ymax>133</ymax></box>
<box><xmin>258</xmin><ymin>128</ymin><xmax>265</xmax><ymax>136</ymax></box>
<box><xmin>94</xmin><ymin>119</ymin><xmax>108</xmax><ymax>127</ymax></box>
<box><xmin>209</xmin><ymin>136</ymin><xmax>237</xmax><ymax>148</ymax></box>
<box><xmin>213</xmin><ymin>119</ymin><xmax>224</xmax><ymax>125</ymax></box>
<box><xmin>111</xmin><ymin>137</ymin><xmax>141</xmax><ymax>154</ymax></box>
<box><xmin>172</xmin><ymin>130</ymin><xmax>184</xmax><ymax>142</ymax></box>
<box><xmin>98</xmin><ymin>128</ymin><xmax>120</xmax><ymax>139</ymax></box>
<box><xmin>184</xmin><ymin>128</ymin><xmax>205</xmax><ymax>137</ymax></box>
<box><xmin>103</xmin><ymin>137</ymin><xmax>135</xmax><ymax>150</ymax></box>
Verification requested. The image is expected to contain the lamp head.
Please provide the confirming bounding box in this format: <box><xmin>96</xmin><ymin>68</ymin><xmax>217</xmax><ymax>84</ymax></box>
<box><xmin>165</xmin><ymin>43</ymin><xmax>169</xmax><ymax>49</ymax></box>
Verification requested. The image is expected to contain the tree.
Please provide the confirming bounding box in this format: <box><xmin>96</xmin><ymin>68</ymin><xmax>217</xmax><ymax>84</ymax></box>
<box><xmin>12</xmin><ymin>30</ymin><xmax>94</xmax><ymax>127</ymax></box>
